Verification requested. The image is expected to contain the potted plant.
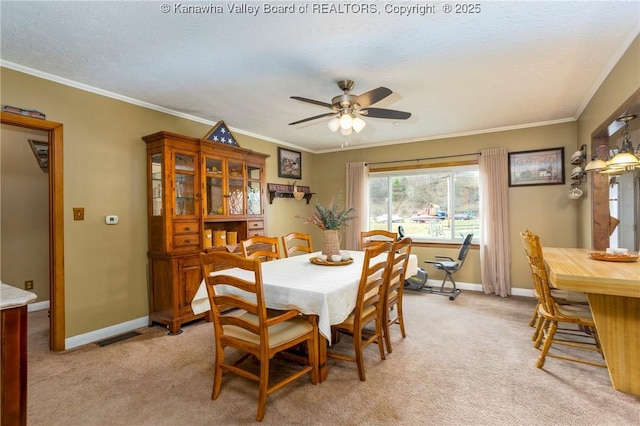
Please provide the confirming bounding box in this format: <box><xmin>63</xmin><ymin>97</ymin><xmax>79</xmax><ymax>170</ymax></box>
<box><xmin>296</xmin><ymin>195</ymin><xmax>357</xmax><ymax>257</ymax></box>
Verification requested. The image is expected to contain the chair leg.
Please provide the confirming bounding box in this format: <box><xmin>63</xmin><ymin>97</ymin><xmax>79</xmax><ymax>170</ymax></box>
<box><xmin>383</xmin><ymin>308</ymin><xmax>393</xmax><ymax>354</ymax></box>
<box><xmin>532</xmin><ymin>314</ymin><xmax>544</xmax><ymax>342</ymax></box>
<box><xmin>376</xmin><ymin>318</ymin><xmax>386</xmax><ymax>361</ymax></box>
<box><xmin>534</xmin><ymin>318</ymin><xmax>547</xmax><ymax>349</ymax></box>
<box><xmin>354</xmin><ymin>329</ymin><xmax>366</xmax><ymax>381</ymax></box>
<box><xmin>212</xmin><ymin>347</ymin><xmax>224</xmax><ymax>400</ymax></box>
<box><xmin>537</xmin><ymin>321</ymin><xmax>557</xmax><ymax>369</ymax></box>
<box><xmin>397</xmin><ymin>299</ymin><xmax>406</xmax><ymax>338</ymax></box>
<box><xmin>529</xmin><ymin>301</ymin><xmax>540</xmax><ymax>327</ymax></box>
<box><xmin>256</xmin><ymin>356</ymin><xmax>269</xmax><ymax>421</ymax></box>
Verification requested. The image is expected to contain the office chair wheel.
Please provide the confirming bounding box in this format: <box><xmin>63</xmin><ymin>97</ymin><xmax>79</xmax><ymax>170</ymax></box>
<box><xmin>449</xmin><ymin>296</ymin><xmax>455</xmax><ymax>300</ymax></box>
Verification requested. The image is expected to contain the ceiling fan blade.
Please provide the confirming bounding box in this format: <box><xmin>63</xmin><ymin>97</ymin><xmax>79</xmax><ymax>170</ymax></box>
<box><xmin>290</xmin><ymin>96</ymin><xmax>333</xmax><ymax>109</ymax></box>
<box><xmin>360</xmin><ymin>108</ymin><xmax>411</xmax><ymax>120</ymax></box>
<box><xmin>289</xmin><ymin>112</ymin><xmax>337</xmax><ymax>126</ymax></box>
<box><xmin>352</xmin><ymin>87</ymin><xmax>392</xmax><ymax>108</ymax></box>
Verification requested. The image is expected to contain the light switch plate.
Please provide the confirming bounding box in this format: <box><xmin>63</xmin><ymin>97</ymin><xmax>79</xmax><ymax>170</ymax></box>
<box><xmin>105</xmin><ymin>215</ymin><xmax>119</xmax><ymax>225</ymax></box>
<box><xmin>73</xmin><ymin>207</ymin><xmax>84</xmax><ymax>220</ymax></box>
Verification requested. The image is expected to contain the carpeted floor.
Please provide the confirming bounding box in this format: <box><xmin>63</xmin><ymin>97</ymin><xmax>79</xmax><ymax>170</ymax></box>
<box><xmin>27</xmin><ymin>290</ymin><xmax>639</xmax><ymax>425</ymax></box>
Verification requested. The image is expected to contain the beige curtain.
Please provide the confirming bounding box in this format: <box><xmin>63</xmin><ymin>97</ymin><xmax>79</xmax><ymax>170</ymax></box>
<box><xmin>479</xmin><ymin>147</ymin><xmax>511</xmax><ymax>297</ymax></box>
<box><xmin>345</xmin><ymin>162</ymin><xmax>369</xmax><ymax>250</ymax></box>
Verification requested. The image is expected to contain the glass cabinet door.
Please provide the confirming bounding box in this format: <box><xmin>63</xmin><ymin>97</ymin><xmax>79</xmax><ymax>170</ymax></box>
<box><xmin>227</xmin><ymin>160</ymin><xmax>245</xmax><ymax>215</ymax></box>
<box><xmin>151</xmin><ymin>153</ymin><xmax>163</xmax><ymax>216</ymax></box>
<box><xmin>247</xmin><ymin>164</ymin><xmax>262</xmax><ymax>215</ymax></box>
<box><xmin>204</xmin><ymin>156</ymin><xmax>224</xmax><ymax>216</ymax></box>
<box><xmin>174</xmin><ymin>152</ymin><xmax>196</xmax><ymax>216</ymax></box>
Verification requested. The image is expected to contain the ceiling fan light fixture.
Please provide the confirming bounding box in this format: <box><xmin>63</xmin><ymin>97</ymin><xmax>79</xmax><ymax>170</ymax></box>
<box><xmin>339</xmin><ymin>113</ymin><xmax>353</xmax><ymax>130</ymax></box>
<box><xmin>352</xmin><ymin>116</ymin><xmax>366</xmax><ymax>133</ymax></box>
<box><xmin>340</xmin><ymin>126</ymin><xmax>353</xmax><ymax>136</ymax></box>
<box><xmin>327</xmin><ymin>117</ymin><xmax>340</xmax><ymax>132</ymax></box>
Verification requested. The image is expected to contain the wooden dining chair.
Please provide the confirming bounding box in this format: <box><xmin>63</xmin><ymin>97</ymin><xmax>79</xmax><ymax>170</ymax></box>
<box><xmin>281</xmin><ymin>232</ymin><xmax>313</xmax><ymax>258</ymax></box>
<box><xmin>241</xmin><ymin>235</ymin><xmax>281</xmax><ymax>261</ymax></box>
<box><xmin>200</xmin><ymin>251</ymin><xmax>319</xmax><ymax>422</ymax></box>
<box><xmin>327</xmin><ymin>242</ymin><xmax>391</xmax><ymax>381</ymax></box>
<box><xmin>360</xmin><ymin>230</ymin><xmax>397</xmax><ymax>249</ymax></box>
<box><xmin>381</xmin><ymin>237</ymin><xmax>412</xmax><ymax>354</ymax></box>
<box><xmin>519</xmin><ymin>230</ymin><xmax>606</xmax><ymax>369</ymax></box>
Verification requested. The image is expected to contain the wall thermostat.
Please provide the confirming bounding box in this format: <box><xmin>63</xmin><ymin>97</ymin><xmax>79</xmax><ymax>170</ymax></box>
<box><xmin>105</xmin><ymin>215</ymin><xmax>119</xmax><ymax>225</ymax></box>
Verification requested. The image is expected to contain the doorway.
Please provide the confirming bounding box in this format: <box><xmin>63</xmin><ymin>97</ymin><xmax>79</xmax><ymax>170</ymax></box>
<box><xmin>1</xmin><ymin>112</ymin><xmax>65</xmax><ymax>351</ymax></box>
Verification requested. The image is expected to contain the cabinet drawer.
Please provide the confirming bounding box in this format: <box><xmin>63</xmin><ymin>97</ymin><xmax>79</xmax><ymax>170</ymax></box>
<box><xmin>248</xmin><ymin>220</ymin><xmax>264</xmax><ymax>230</ymax></box>
<box><xmin>173</xmin><ymin>234</ymin><xmax>200</xmax><ymax>247</ymax></box>
<box><xmin>248</xmin><ymin>229</ymin><xmax>265</xmax><ymax>237</ymax></box>
<box><xmin>174</xmin><ymin>221</ymin><xmax>199</xmax><ymax>234</ymax></box>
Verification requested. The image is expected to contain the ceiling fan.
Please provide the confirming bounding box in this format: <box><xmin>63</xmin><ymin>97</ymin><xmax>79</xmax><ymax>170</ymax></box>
<box><xmin>289</xmin><ymin>80</ymin><xmax>411</xmax><ymax>135</ymax></box>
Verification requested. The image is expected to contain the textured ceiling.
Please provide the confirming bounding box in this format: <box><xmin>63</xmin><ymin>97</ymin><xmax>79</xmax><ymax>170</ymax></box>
<box><xmin>1</xmin><ymin>1</ymin><xmax>639</xmax><ymax>152</ymax></box>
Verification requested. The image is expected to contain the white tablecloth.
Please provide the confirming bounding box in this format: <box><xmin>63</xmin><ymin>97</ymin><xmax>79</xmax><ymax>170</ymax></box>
<box><xmin>191</xmin><ymin>251</ymin><xmax>417</xmax><ymax>340</ymax></box>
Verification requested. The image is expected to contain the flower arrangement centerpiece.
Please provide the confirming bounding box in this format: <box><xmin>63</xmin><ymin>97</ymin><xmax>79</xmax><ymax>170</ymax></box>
<box><xmin>296</xmin><ymin>194</ymin><xmax>357</xmax><ymax>257</ymax></box>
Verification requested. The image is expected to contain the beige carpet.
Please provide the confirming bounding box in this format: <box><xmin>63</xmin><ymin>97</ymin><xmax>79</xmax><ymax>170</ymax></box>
<box><xmin>27</xmin><ymin>291</ymin><xmax>639</xmax><ymax>425</ymax></box>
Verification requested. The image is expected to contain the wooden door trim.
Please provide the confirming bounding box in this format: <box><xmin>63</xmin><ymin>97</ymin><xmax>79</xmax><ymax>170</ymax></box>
<box><xmin>1</xmin><ymin>112</ymin><xmax>65</xmax><ymax>351</ymax></box>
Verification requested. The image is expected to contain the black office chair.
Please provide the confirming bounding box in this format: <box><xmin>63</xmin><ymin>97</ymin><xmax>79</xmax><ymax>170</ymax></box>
<box><xmin>423</xmin><ymin>233</ymin><xmax>473</xmax><ymax>300</ymax></box>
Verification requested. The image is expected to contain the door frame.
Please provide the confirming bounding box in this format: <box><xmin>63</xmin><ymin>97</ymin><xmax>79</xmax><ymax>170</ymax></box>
<box><xmin>1</xmin><ymin>112</ymin><xmax>65</xmax><ymax>351</ymax></box>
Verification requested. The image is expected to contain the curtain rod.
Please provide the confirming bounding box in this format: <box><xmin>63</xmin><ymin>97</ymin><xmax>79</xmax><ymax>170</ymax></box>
<box><xmin>366</xmin><ymin>152</ymin><xmax>481</xmax><ymax>166</ymax></box>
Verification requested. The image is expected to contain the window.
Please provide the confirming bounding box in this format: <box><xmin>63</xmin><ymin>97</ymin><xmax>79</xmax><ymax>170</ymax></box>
<box><xmin>369</xmin><ymin>164</ymin><xmax>480</xmax><ymax>243</ymax></box>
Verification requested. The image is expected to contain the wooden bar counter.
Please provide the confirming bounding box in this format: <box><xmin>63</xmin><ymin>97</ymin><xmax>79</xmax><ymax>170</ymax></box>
<box><xmin>543</xmin><ymin>248</ymin><xmax>640</xmax><ymax>397</ymax></box>
<box><xmin>1</xmin><ymin>283</ymin><xmax>37</xmax><ymax>426</ymax></box>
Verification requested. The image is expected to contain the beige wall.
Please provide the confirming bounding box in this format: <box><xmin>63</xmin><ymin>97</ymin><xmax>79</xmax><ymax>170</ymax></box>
<box><xmin>0</xmin><ymin>67</ymin><xmax>320</xmax><ymax>338</ymax></box>
<box><xmin>314</xmin><ymin>122</ymin><xmax>579</xmax><ymax>290</ymax></box>
<box><xmin>0</xmin><ymin>32</ymin><xmax>636</xmax><ymax>340</ymax></box>
<box><xmin>577</xmin><ymin>34</ymin><xmax>640</xmax><ymax>247</ymax></box>
<box><xmin>1</xmin><ymin>125</ymin><xmax>50</xmax><ymax>300</ymax></box>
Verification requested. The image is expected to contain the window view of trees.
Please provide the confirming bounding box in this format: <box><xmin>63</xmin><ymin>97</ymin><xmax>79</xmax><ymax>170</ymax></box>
<box><xmin>369</xmin><ymin>166</ymin><xmax>480</xmax><ymax>242</ymax></box>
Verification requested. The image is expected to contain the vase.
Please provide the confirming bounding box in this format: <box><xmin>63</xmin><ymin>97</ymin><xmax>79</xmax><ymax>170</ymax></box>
<box><xmin>322</xmin><ymin>230</ymin><xmax>341</xmax><ymax>257</ymax></box>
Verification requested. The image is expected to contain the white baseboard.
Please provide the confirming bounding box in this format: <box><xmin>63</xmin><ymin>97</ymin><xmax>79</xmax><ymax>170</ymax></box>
<box><xmin>65</xmin><ymin>316</ymin><xmax>150</xmax><ymax>350</ymax></box>
<box><xmin>425</xmin><ymin>279</ymin><xmax>534</xmax><ymax>298</ymax></box>
<box><xmin>28</xmin><ymin>300</ymin><xmax>50</xmax><ymax>312</ymax></box>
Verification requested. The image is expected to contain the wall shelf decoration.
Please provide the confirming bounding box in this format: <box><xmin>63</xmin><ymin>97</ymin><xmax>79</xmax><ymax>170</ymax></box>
<box><xmin>569</xmin><ymin>144</ymin><xmax>587</xmax><ymax>186</ymax></box>
<box><xmin>268</xmin><ymin>183</ymin><xmax>314</xmax><ymax>204</ymax></box>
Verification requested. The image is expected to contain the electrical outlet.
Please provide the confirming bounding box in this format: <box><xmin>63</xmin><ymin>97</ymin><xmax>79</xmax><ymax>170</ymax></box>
<box><xmin>25</xmin><ymin>280</ymin><xmax>34</xmax><ymax>290</ymax></box>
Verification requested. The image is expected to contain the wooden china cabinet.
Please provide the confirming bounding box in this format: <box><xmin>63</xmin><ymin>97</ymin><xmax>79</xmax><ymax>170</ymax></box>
<box><xmin>142</xmin><ymin>128</ymin><xmax>268</xmax><ymax>334</ymax></box>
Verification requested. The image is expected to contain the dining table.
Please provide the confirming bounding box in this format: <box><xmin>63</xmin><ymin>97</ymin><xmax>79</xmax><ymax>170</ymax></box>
<box><xmin>542</xmin><ymin>247</ymin><xmax>640</xmax><ymax>397</ymax></box>
<box><xmin>191</xmin><ymin>251</ymin><xmax>418</xmax><ymax>382</ymax></box>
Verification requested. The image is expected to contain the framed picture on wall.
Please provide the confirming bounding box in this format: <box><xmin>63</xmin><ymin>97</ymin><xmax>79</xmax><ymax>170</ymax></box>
<box><xmin>278</xmin><ymin>147</ymin><xmax>302</xmax><ymax>179</ymax></box>
<box><xmin>508</xmin><ymin>147</ymin><xmax>565</xmax><ymax>187</ymax></box>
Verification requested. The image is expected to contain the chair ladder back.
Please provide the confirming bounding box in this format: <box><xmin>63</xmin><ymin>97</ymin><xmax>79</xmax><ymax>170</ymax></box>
<box><xmin>388</xmin><ymin>238</ymin><xmax>413</xmax><ymax>296</ymax></box>
<box><xmin>520</xmin><ymin>230</ymin><xmax>557</xmax><ymax>317</ymax></box>
<box><xmin>241</xmin><ymin>235</ymin><xmax>282</xmax><ymax>261</ymax></box>
<box><xmin>357</xmin><ymin>243</ymin><xmax>393</xmax><ymax>320</ymax></box>
<box><xmin>201</xmin><ymin>252</ymin><xmax>267</xmax><ymax>333</ymax></box>
<box><xmin>360</xmin><ymin>230</ymin><xmax>398</xmax><ymax>249</ymax></box>
<box><xmin>282</xmin><ymin>232</ymin><xmax>313</xmax><ymax>258</ymax></box>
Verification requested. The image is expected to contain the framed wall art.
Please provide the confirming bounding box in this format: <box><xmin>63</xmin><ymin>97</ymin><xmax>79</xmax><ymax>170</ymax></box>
<box><xmin>508</xmin><ymin>147</ymin><xmax>565</xmax><ymax>187</ymax></box>
<box><xmin>278</xmin><ymin>147</ymin><xmax>302</xmax><ymax>179</ymax></box>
